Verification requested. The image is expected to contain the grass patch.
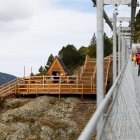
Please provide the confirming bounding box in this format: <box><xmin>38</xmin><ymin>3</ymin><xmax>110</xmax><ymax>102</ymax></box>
<box><xmin>4</xmin><ymin>127</ymin><xmax>17</xmax><ymax>134</ymax></box>
<box><xmin>49</xmin><ymin>98</ymin><xmax>57</xmax><ymax>105</ymax></box>
<box><xmin>39</xmin><ymin>118</ymin><xmax>68</xmax><ymax>130</ymax></box>
<box><xmin>6</xmin><ymin>100</ymin><xmax>29</xmax><ymax>109</ymax></box>
<box><xmin>12</xmin><ymin>116</ymin><xmax>36</xmax><ymax>124</ymax></box>
<box><xmin>0</xmin><ymin>98</ymin><xmax>6</xmax><ymax>110</ymax></box>
<box><xmin>26</xmin><ymin>135</ymin><xmax>41</xmax><ymax>140</ymax></box>
<box><xmin>69</xmin><ymin>131</ymin><xmax>78</xmax><ymax>140</ymax></box>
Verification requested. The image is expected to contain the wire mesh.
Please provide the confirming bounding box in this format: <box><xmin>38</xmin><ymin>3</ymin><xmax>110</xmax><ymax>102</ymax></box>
<box><xmin>103</xmin><ymin>59</ymin><xmax>140</xmax><ymax>140</ymax></box>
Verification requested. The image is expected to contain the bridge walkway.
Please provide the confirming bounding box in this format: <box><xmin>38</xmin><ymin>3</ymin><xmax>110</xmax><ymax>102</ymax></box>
<box><xmin>133</xmin><ymin>63</ymin><xmax>140</xmax><ymax>111</ymax></box>
<box><xmin>103</xmin><ymin>60</ymin><xmax>140</xmax><ymax>140</ymax></box>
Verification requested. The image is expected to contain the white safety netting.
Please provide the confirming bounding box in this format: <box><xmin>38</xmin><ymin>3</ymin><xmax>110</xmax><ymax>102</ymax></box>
<box><xmin>104</xmin><ymin>0</ymin><xmax>131</xmax><ymax>5</ymax></box>
<box><xmin>103</xmin><ymin>59</ymin><xmax>140</xmax><ymax>140</ymax></box>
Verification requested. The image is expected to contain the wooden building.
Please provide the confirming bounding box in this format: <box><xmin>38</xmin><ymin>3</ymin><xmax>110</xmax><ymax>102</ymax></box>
<box><xmin>46</xmin><ymin>56</ymin><xmax>68</xmax><ymax>76</ymax></box>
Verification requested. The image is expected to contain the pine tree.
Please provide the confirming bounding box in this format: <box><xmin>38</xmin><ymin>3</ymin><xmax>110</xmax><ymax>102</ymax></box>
<box><xmin>58</xmin><ymin>44</ymin><xmax>80</xmax><ymax>67</ymax></box>
<box><xmin>134</xmin><ymin>10</ymin><xmax>140</xmax><ymax>43</ymax></box>
<box><xmin>45</xmin><ymin>54</ymin><xmax>54</xmax><ymax>70</ymax></box>
<box><xmin>90</xmin><ymin>33</ymin><xmax>96</xmax><ymax>46</ymax></box>
<box><xmin>39</xmin><ymin>66</ymin><xmax>44</xmax><ymax>73</ymax></box>
<box><xmin>104</xmin><ymin>33</ymin><xmax>112</xmax><ymax>57</ymax></box>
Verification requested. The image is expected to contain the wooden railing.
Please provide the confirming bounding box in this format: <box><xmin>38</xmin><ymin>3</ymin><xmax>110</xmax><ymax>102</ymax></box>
<box><xmin>0</xmin><ymin>78</ymin><xmax>23</xmax><ymax>98</ymax></box>
<box><xmin>23</xmin><ymin>75</ymin><xmax>80</xmax><ymax>84</ymax></box>
<box><xmin>17</xmin><ymin>83</ymin><xmax>96</xmax><ymax>95</ymax></box>
<box><xmin>16</xmin><ymin>75</ymin><xmax>96</xmax><ymax>95</ymax></box>
<box><xmin>0</xmin><ymin>56</ymin><xmax>112</xmax><ymax>98</ymax></box>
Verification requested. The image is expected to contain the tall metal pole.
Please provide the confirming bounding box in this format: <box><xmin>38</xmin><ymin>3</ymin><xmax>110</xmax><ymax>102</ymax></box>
<box><xmin>113</xmin><ymin>9</ymin><xmax>117</xmax><ymax>83</ymax></box>
<box><xmin>124</xmin><ymin>39</ymin><xmax>127</xmax><ymax>62</ymax></box>
<box><xmin>24</xmin><ymin>66</ymin><xmax>25</xmax><ymax>78</ymax></box>
<box><xmin>124</xmin><ymin>37</ymin><xmax>126</xmax><ymax>64</ymax></box>
<box><xmin>121</xmin><ymin>35</ymin><xmax>125</xmax><ymax>68</ymax></box>
<box><xmin>96</xmin><ymin>0</ymin><xmax>104</xmax><ymax>139</ymax></box>
<box><xmin>120</xmin><ymin>30</ymin><xmax>124</xmax><ymax>70</ymax></box>
<box><xmin>118</xmin><ymin>25</ymin><xmax>121</xmax><ymax>74</ymax></box>
<box><xmin>30</xmin><ymin>67</ymin><xmax>32</xmax><ymax>76</ymax></box>
<box><xmin>126</xmin><ymin>39</ymin><xmax>128</xmax><ymax>60</ymax></box>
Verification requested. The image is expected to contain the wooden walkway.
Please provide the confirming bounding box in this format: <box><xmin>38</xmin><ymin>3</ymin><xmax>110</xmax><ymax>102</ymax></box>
<box><xmin>0</xmin><ymin>56</ymin><xmax>111</xmax><ymax>99</ymax></box>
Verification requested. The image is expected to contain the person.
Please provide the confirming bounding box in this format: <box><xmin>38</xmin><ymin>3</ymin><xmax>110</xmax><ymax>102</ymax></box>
<box><xmin>133</xmin><ymin>54</ymin><xmax>137</xmax><ymax>66</ymax></box>
<box><xmin>136</xmin><ymin>52</ymin><xmax>140</xmax><ymax>76</ymax></box>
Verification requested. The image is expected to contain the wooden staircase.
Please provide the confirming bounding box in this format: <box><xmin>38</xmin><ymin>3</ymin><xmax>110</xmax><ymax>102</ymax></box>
<box><xmin>0</xmin><ymin>78</ymin><xmax>23</xmax><ymax>99</ymax></box>
<box><xmin>79</xmin><ymin>55</ymin><xmax>111</xmax><ymax>94</ymax></box>
<box><xmin>104</xmin><ymin>56</ymin><xmax>112</xmax><ymax>93</ymax></box>
<box><xmin>79</xmin><ymin>56</ymin><xmax>95</xmax><ymax>93</ymax></box>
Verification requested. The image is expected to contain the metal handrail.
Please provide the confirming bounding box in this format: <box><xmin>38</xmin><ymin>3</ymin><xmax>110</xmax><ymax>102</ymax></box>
<box><xmin>77</xmin><ymin>58</ymin><xmax>129</xmax><ymax>140</ymax></box>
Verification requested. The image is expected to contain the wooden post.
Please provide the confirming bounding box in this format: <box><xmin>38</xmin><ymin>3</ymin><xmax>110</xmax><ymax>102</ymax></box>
<box><xmin>59</xmin><ymin>79</ymin><xmax>61</xmax><ymax>99</ymax></box>
<box><xmin>29</xmin><ymin>76</ymin><xmax>31</xmax><ymax>84</ymax></box>
<box><xmin>60</xmin><ymin>75</ymin><xmax>61</xmax><ymax>84</ymax></box>
<box><xmin>43</xmin><ymin>75</ymin><xmax>45</xmax><ymax>84</ymax></box>
<box><xmin>28</xmin><ymin>83</ymin><xmax>29</xmax><ymax>94</ymax></box>
<box><xmin>70</xmin><ymin>84</ymin><xmax>72</xmax><ymax>93</ymax></box>
<box><xmin>43</xmin><ymin>75</ymin><xmax>45</xmax><ymax>92</ymax></box>
<box><xmin>81</xmin><ymin>84</ymin><xmax>83</xmax><ymax>101</ymax></box>
<box><xmin>77</xmin><ymin>75</ymin><xmax>78</xmax><ymax>92</ymax></box>
<box><xmin>91</xmin><ymin>76</ymin><xmax>92</xmax><ymax>93</ymax></box>
<box><xmin>15</xmin><ymin>84</ymin><xmax>17</xmax><ymax>95</ymax></box>
<box><xmin>18</xmin><ymin>84</ymin><xmax>19</xmax><ymax>95</ymax></box>
<box><xmin>36</xmin><ymin>83</ymin><xmax>38</xmax><ymax>97</ymax></box>
<box><xmin>9</xmin><ymin>84</ymin><xmax>11</xmax><ymax>95</ymax></box>
<box><xmin>17</xmin><ymin>84</ymin><xmax>20</xmax><ymax>97</ymax></box>
<box><xmin>48</xmin><ymin>83</ymin><xmax>50</xmax><ymax>93</ymax></box>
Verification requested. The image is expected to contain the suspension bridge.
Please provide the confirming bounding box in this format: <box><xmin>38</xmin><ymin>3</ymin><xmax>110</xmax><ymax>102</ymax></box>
<box><xmin>0</xmin><ymin>0</ymin><xmax>140</xmax><ymax>140</ymax></box>
<box><xmin>78</xmin><ymin>0</ymin><xmax>140</xmax><ymax>140</ymax></box>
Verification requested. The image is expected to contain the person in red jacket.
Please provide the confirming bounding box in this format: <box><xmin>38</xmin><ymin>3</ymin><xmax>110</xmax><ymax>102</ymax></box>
<box><xmin>136</xmin><ymin>52</ymin><xmax>140</xmax><ymax>76</ymax></box>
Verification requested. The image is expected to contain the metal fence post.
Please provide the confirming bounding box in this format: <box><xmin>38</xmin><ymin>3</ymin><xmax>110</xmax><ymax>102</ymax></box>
<box><xmin>96</xmin><ymin>0</ymin><xmax>104</xmax><ymax>139</ymax></box>
<box><xmin>120</xmin><ymin>30</ymin><xmax>122</xmax><ymax>70</ymax></box>
<box><xmin>118</xmin><ymin>25</ymin><xmax>121</xmax><ymax>74</ymax></box>
<box><xmin>124</xmin><ymin>39</ymin><xmax>127</xmax><ymax>62</ymax></box>
<box><xmin>113</xmin><ymin>9</ymin><xmax>117</xmax><ymax>83</ymax></box>
<box><xmin>122</xmin><ymin>35</ymin><xmax>125</xmax><ymax>68</ymax></box>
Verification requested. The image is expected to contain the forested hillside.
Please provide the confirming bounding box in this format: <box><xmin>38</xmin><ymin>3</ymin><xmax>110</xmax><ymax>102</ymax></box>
<box><xmin>0</xmin><ymin>72</ymin><xmax>16</xmax><ymax>85</ymax></box>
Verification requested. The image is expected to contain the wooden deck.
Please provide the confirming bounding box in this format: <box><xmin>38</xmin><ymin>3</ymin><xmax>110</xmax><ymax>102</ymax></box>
<box><xmin>0</xmin><ymin>56</ymin><xmax>112</xmax><ymax>99</ymax></box>
<box><xmin>17</xmin><ymin>75</ymin><xmax>96</xmax><ymax>95</ymax></box>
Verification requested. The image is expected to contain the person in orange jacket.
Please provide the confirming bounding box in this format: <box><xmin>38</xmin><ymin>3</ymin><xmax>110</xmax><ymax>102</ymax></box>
<box><xmin>136</xmin><ymin>52</ymin><xmax>140</xmax><ymax>76</ymax></box>
<box><xmin>133</xmin><ymin>54</ymin><xmax>137</xmax><ymax>66</ymax></box>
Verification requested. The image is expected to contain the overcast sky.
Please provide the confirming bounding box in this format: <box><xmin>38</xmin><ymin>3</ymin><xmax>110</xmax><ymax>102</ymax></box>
<box><xmin>0</xmin><ymin>0</ymin><xmax>139</xmax><ymax>77</ymax></box>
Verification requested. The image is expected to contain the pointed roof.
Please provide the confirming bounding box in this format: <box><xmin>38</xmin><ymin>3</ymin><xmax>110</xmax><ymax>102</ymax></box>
<box><xmin>46</xmin><ymin>56</ymin><xmax>69</xmax><ymax>76</ymax></box>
